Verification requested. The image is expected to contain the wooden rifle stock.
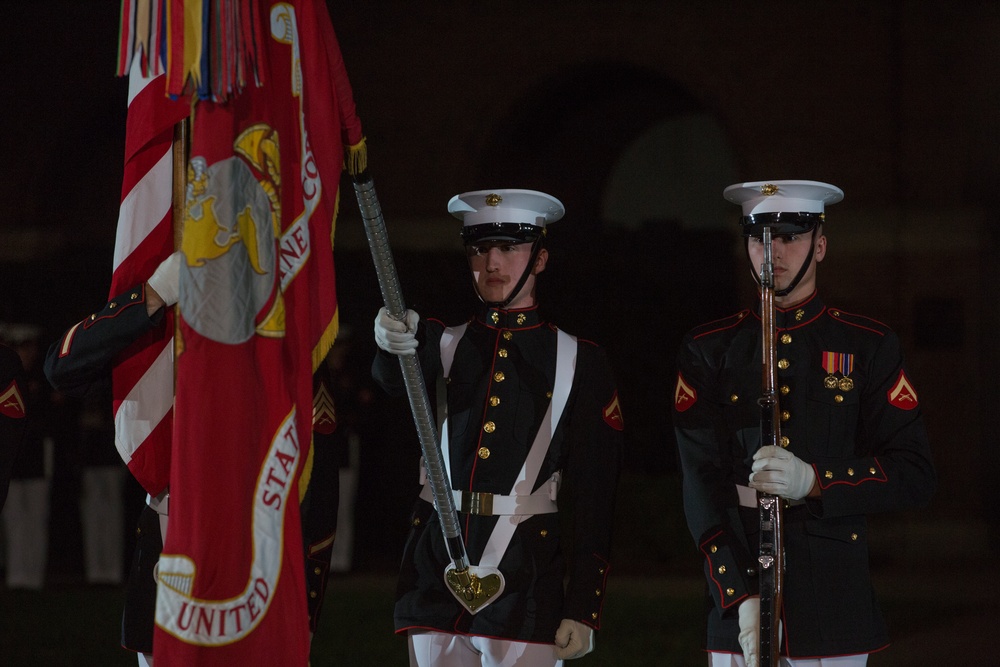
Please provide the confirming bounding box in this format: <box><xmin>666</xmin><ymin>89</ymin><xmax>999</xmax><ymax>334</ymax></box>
<box><xmin>757</xmin><ymin>226</ymin><xmax>784</xmax><ymax>666</ymax></box>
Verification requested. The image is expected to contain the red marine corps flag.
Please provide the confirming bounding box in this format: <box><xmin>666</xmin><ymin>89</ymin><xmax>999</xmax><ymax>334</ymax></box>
<box><xmin>117</xmin><ymin>1</ymin><xmax>364</xmax><ymax>664</ymax></box>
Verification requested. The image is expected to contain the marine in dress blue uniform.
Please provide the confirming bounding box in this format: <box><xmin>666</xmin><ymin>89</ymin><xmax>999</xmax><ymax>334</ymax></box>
<box><xmin>673</xmin><ymin>181</ymin><xmax>936</xmax><ymax>666</ymax></box>
<box><xmin>373</xmin><ymin>190</ymin><xmax>623</xmax><ymax>666</ymax></box>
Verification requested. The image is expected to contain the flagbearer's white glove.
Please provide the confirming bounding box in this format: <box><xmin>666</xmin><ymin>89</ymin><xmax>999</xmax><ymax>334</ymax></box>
<box><xmin>146</xmin><ymin>251</ymin><xmax>183</xmax><ymax>309</ymax></box>
<box><xmin>737</xmin><ymin>597</ymin><xmax>760</xmax><ymax>667</ymax></box>
<box><xmin>373</xmin><ymin>307</ymin><xmax>419</xmax><ymax>356</ymax></box>
<box><xmin>749</xmin><ymin>445</ymin><xmax>817</xmax><ymax>501</ymax></box>
<box><xmin>554</xmin><ymin>619</ymin><xmax>594</xmax><ymax>660</ymax></box>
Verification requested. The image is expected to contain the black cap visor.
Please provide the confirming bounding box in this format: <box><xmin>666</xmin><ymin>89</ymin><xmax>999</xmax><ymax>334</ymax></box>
<box><xmin>461</xmin><ymin>222</ymin><xmax>544</xmax><ymax>245</ymax></box>
<box><xmin>740</xmin><ymin>211</ymin><xmax>824</xmax><ymax>238</ymax></box>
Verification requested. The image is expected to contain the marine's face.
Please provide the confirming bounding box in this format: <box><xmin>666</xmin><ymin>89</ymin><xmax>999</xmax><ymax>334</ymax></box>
<box><xmin>747</xmin><ymin>229</ymin><xmax>826</xmax><ymax>306</ymax></box>
<box><xmin>467</xmin><ymin>241</ymin><xmax>548</xmax><ymax>308</ymax></box>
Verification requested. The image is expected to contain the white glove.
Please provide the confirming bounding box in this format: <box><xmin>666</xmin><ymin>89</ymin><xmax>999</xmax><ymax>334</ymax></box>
<box><xmin>373</xmin><ymin>307</ymin><xmax>419</xmax><ymax>356</ymax></box>
<box><xmin>554</xmin><ymin>618</ymin><xmax>594</xmax><ymax>660</ymax></box>
<box><xmin>147</xmin><ymin>251</ymin><xmax>183</xmax><ymax>307</ymax></box>
<box><xmin>749</xmin><ymin>445</ymin><xmax>817</xmax><ymax>501</ymax></box>
<box><xmin>737</xmin><ymin>597</ymin><xmax>760</xmax><ymax>667</ymax></box>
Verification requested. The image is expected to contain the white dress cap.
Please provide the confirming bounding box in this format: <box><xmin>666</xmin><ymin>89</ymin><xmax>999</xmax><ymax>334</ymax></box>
<box><xmin>723</xmin><ymin>180</ymin><xmax>844</xmax><ymax>217</ymax></box>
<box><xmin>449</xmin><ymin>189</ymin><xmax>565</xmax><ymax>230</ymax></box>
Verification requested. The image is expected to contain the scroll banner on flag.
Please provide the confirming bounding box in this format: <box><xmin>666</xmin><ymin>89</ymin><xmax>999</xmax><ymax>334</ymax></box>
<box><xmin>152</xmin><ymin>0</ymin><xmax>363</xmax><ymax>663</ymax></box>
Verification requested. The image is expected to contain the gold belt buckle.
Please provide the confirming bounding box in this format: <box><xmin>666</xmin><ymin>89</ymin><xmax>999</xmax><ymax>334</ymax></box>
<box><xmin>461</xmin><ymin>491</ymin><xmax>494</xmax><ymax>516</ymax></box>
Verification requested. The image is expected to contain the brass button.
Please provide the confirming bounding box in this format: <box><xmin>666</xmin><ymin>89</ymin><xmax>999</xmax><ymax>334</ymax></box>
<box><xmin>851</xmin><ymin>533</ymin><xmax>858</xmax><ymax>541</ymax></box>
<box><xmin>831</xmin><ymin>310</ymin><xmax>840</xmax><ymax>317</ymax></box>
<box><xmin>726</xmin><ymin>588</ymin><xmax>735</xmax><ymax>597</ymax></box>
<box><xmin>310</xmin><ymin>591</ymin><xmax>318</xmax><ymax>599</ymax></box>
<box><xmin>489</xmin><ymin>396</ymin><xmax>500</xmax><ymax>407</ymax></box>
<box><xmin>540</xmin><ymin>529</ymin><xmax>548</xmax><ymax>537</ymax></box>
<box><xmin>599</xmin><ymin>567</ymin><xmax>606</xmax><ymax>574</ymax></box>
<box><xmin>780</xmin><ymin>385</ymin><xmax>790</xmax><ymax>396</ymax></box>
<box><xmin>595</xmin><ymin>589</ymin><xmax>602</xmax><ymax>597</ymax></box>
<box><xmin>779</xmin><ymin>436</ymin><xmax>790</xmax><ymax>448</ymax></box>
<box><xmin>314</xmin><ymin>567</ymin><xmax>322</xmax><ymax>575</ymax></box>
<box><xmin>109</xmin><ymin>302</ymin><xmax>117</xmax><ymax>309</ymax></box>
<box><xmin>546</xmin><ymin>391</ymin><xmax>553</xmax><ymax>398</ymax></box>
<box><xmin>730</xmin><ymin>394</ymin><xmax>739</xmax><ymax>403</ymax></box>
<box><xmin>494</xmin><ymin>371</ymin><xmax>505</xmax><ymax>382</ymax></box>
<box><xmin>777</xmin><ymin>359</ymin><xmax>789</xmax><ymax>370</ymax></box>
<box><xmin>847</xmin><ymin>468</ymin><xmax>855</xmax><ymax>476</ymax></box>
<box><xmin>825</xmin><ymin>471</ymin><xmax>834</xmax><ymax>479</ymax></box>
<box><xmin>869</xmin><ymin>467</ymin><xmax>876</xmax><ymax>474</ymax></box>
<box><xmin>516</xmin><ymin>314</ymin><xmax>526</xmax><ymax>325</ymax></box>
<box><xmin>498</xmin><ymin>348</ymin><xmax>508</xmax><ymax>358</ymax></box>
<box><xmin>710</xmin><ymin>545</ymin><xmax>718</xmax><ymax>554</ymax></box>
<box><xmin>591</xmin><ymin>612</ymin><xmax>598</xmax><ymax>620</ymax></box>
<box><xmin>131</xmin><ymin>292</ymin><xmax>140</xmax><ymax>299</ymax></box>
<box><xmin>91</xmin><ymin>314</ymin><xmax>96</xmax><ymax>321</ymax></box>
<box><xmin>483</xmin><ymin>421</ymin><xmax>496</xmax><ymax>434</ymax></box>
<box><xmin>718</xmin><ymin>565</ymin><xmax>727</xmax><ymax>575</ymax></box>
<box><xmin>780</xmin><ymin>333</ymin><xmax>792</xmax><ymax>344</ymax></box>
<box><xmin>780</xmin><ymin>410</ymin><xmax>790</xmax><ymax>422</ymax></box>
<box><xmin>834</xmin><ymin>395</ymin><xmax>844</xmax><ymax>403</ymax></box>
<box><xmin>503</xmin><ymin>331</ymin><xmax>513</xmax><ymax>340</ymax></box>
<box><xmin>413</xmin><ymin>517</ymin><xmax>421</xmax><ymax>526</ymax></box>
<box><xmin>478</xmin><ymin>447</ymin><xmax>490</xmax><ymax>460</ymax></box>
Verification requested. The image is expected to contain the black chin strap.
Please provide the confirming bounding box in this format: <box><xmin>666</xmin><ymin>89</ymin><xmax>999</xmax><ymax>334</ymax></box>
<box><xmin>477</xmin><ymin>238</ymin><xmax>543</xmax><ymax>309</ymax></box>
<box><xmin>744</xmin><ymin>227</ymin><xmax>818</xmax><ymax>297</ymax></box>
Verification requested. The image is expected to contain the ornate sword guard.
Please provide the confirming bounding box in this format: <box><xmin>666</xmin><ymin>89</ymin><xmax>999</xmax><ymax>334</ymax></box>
<box><xmin>444</xmin><ymin>565</ymin><xmax>505</xmax><ymax>614</ymax></box>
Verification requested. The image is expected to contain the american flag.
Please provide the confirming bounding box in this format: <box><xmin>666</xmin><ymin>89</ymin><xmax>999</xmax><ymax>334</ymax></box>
<box><xmin>109</xmin><ymin>55</ymin><xmax>189</xmax><ymax>496</ymax></box>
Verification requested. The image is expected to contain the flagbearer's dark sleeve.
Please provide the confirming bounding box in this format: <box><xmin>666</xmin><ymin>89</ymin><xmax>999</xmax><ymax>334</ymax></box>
<box><xmin>44</xmin><ymin>283</ymin><xmax>164</xmax><ymax>398</ymax></box>
<box><xmin>0</xmin><ymin>343</ymin><xmax>28</xmax><ymax>510</ymax></box>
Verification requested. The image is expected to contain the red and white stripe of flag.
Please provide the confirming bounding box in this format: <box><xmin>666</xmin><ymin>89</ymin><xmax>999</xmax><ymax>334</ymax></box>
<box><xmin>109</xmin><ymin>57</ymin><xmax>189</xmax><ymax>496</ymax></box>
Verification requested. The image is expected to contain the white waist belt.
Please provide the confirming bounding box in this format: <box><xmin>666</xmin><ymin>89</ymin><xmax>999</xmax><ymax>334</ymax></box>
<box><xmin>419</xmin><ymin>484</ymin><xmax>558</xmax><ymax>516</ymax></box>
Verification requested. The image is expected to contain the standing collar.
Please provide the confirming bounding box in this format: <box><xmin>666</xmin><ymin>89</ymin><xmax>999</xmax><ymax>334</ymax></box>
<box><xmin>753</xmin><ymin>290</ymin><xmax>826</xmax><ymax>330</ymax></box>
<box><xmin>475</xmin><ymin>304</ymin><xmax>543</xmax><ymax>330</ymax></box>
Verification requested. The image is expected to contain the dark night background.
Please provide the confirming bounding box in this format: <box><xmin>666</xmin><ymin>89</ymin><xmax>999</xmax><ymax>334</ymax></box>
<box><xmin>1</xmin><ymin>0</ymin><xmax>998</xmax><ymax>663</ymax></box>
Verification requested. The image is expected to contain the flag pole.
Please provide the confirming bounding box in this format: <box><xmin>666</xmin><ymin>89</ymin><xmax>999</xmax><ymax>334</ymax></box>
<box><xmin>171</xmin><ymin>116</ymin><xmax>189</xmax><ymax>385</ymax></box>
<box><xmin>352</xmin><ymin>171</ymin><xmax>502</xmax><ymax>613</ymax></box>
<box><xmin>171</xmin><ymin>117</ymin><xmax>189</xmax><ymax>248</ymax></box>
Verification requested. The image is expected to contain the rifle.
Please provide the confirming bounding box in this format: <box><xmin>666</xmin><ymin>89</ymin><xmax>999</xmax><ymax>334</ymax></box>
<box><xmin>757</xmin><ymin>225</ymin><xmax>784</xmax><ymax>666</ymax></box>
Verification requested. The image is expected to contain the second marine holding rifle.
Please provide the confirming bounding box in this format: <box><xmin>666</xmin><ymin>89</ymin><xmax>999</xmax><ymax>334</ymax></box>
<box><xmin>673</xmin><ymin>180</ymin><xmax>936</xmax><ymax>667</ymax></box>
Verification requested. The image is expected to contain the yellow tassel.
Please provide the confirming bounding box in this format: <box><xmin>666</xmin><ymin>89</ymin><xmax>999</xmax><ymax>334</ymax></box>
<box><xmin>345</xmin><ymin>136</ymin><xmax>368</xmax><ymax>177</ymax></box>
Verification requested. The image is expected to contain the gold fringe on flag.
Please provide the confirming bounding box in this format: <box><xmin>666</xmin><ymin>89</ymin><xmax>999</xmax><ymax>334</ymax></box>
<box><xmin>345</xmin><ymin>136</ymin><xmax>368</xmax><ymax>177</ymax></box>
